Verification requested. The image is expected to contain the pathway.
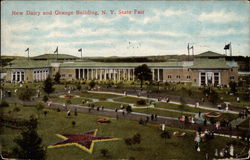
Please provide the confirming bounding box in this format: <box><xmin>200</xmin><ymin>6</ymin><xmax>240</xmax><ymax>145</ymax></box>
<box><xmin>88</xmin><ymin>91</ymin><xmax>238</xmax><ymax>114</ymax></box>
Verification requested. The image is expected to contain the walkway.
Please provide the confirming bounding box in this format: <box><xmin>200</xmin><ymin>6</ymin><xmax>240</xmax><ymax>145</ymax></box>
<box><xmin>88</xmin><ymin>91</ymin><xmax>238</xmax><ymax>114</ymax></box>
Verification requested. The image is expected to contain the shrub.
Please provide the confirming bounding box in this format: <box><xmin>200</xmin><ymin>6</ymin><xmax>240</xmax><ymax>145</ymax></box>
<box><xmin>42</xmin><ymin>95</ymin><xmax>48</xmax><ymax>102</ymax></box>
<box><xmin>0</xmin><ymin>100</ymin><xmax>9</xmax><ymax>107</ymax></box>
<box><xmin>136</xmin><ymin>99</ymin><xmax>146</xmax><ymax>105</ymax></box>
<box><xmin>17</xmin><ymin>85</ymin><xmax>35</xmax><ymax>101</ymax></box>
<box><xmin>100</xmin><ymin>149</ymin><xmax>108</xmax><ymax>157</ymax></box>
<box><xmin>13</xmin><ymin>107</ymin><xmax>20</xmax><ymax>112</ymax></box>
<box><xmin>66</xmin><ymin>99</ymin><xmax>71</xmax><ymax>104</ymax></box>
<box><xmin>72</xmin><ymin>121</ymin><xmax>76</xmax><ymax>127</ymax></box>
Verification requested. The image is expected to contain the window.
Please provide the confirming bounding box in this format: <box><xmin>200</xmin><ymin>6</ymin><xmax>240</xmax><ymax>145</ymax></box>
<box><xmin>68</xmin><ymin>74</ymin><xmax>72</xmax><ymax>77</ymax></box>
<box><xmin>176</xmin><ymin>75</ymin><xmax>180</xmax><ymax>79</ymax></box>
<box><xmin>61</xmin><ymin>74</ymin><xmax>65</xmax><ymax>77</ymax></box>
<box><xmin>187</xmin><ymin>75</ymin><xmax>191</xmax><ymax>79</ymax></box>
<box><xmin>167</xmin><ymin>75</ymin><xmax>172</xmax><ymax>79</ymax></box>
<box><xmin>201</xmin><ymin>72</ymin><xmax>205</xmax><ymax>85</ymax></box>
<box><xmin>214</xmin><ymin>73</ymin><xmax>219</xmax><ymax>86</ymax></box>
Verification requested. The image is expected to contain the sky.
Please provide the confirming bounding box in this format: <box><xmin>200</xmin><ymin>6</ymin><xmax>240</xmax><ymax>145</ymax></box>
<box><xmin>1</xmin><ymin>1</ymin><xmax>250</xmax><ymax>57</ymax></box>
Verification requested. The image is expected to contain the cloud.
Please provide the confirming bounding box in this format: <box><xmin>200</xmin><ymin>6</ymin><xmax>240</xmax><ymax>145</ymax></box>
<box><xmin>198</xmin><ymin>11</ymin><xmax>245</xmax><ymax>23</ymax></box>
<box><xmin>199</xmin><ymin>27</ymin><xmax>249</xmax><ymax>37</ymax></box>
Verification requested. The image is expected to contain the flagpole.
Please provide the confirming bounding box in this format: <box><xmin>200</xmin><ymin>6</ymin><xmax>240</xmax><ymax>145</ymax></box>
<box><xmin>230</xmin><ymin>42</ymin><xmax>232</xmax><ymax>57</ymax></box>
<box><xmin>28</xmin><ymin>49</ymin><xmax>29</xmax><ymax>61</ymax></box>
<box><xmin>187</xmin><ymin>43</ymin><xmax>190</xmax><ymax>61</ymax></box>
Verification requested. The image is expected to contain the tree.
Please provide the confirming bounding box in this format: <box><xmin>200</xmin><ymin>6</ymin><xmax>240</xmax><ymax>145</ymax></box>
<box><xmin>160</xmin><ymin>131</ymin><xmax>171</xmax><ymax>144</ymax></box>
<box><xmin>100</xmin><ymin>149</ymin><xmax>109</xmax><ymax>157</ymax></box>
<box><xmin>13</xmin><ymin>116</ymin><xmax>46</xmax><ymax>159</ymax></box>
<box><xmin>17</xmin><ymin>85</ymin><xmax>35</xmax><ymax>101</ymax></box>
<box><xmin>134</xmin><ymin>64</ymin><xmax>152</xmax><ymax>89</ymax></box>
<box><xmin>54</xmin><ymin>72</ymin><xmax>61</xmax><ymax>84</ymax></box>
<box><xmin>89</xmin><ymin>80</ymin><xmax>96</xmax><ymax>89</ymax></box>
<box><xmin>43</xmin><ymin>76</ymin><xmax>54</xmax><ymax>96</ymax></box>
<box><xmin>229</xmin><ymin>81</ymin><xmax>237</xmax><ymax>94</ymax></box>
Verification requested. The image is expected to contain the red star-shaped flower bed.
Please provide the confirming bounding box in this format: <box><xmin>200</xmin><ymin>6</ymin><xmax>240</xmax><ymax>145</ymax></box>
<box><xmin>48</xmin><ymin>129</ymin><xmax>119</xmax><ymax>153</ymax></box>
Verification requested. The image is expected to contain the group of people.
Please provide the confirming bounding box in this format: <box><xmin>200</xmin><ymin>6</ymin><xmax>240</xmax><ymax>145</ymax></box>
<box><xmin>194</xmin><ymin>129</ymin><xmax>215</xmax><ymax>152</ymax></box>
<box><xmin>180</xmin><ymin>115</ymin><xmax>195</xmax><ymax>124</ymax></box>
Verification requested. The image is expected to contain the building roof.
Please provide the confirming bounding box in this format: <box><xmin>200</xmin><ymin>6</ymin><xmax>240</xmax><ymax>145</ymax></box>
<box><xmin>31</xmin><ymin>54</ymin><xmax>79</xmax><ymax>60</ymax></box>
<box><xmin>60</xmin><ymin>61</ymin><xmax>184</xmax><ymax>68</ymax></box>
<box><xmin>190</xmin><ymin>58</ymin><xmax>231</xmax><ymax>69</ymax></box>
<box><xmin>195</xmin><ymin>51</ymin><xmax>225</xmax><ymax>58</ymax></box>
<box><xmin>4</xmin><ymin>60</ymin><xmax>51</xmax><ymax>69</ymax></box>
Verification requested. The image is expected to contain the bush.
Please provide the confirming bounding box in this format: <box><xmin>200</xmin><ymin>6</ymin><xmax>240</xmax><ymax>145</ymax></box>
<box><xmin>100</xmin><ymin>149</ymin><xmax>108</xmax><ymax>157</ymax></box>
<box><xmin>0</xmin><ymin>100</ymin><xmax>9</xmax><ymax>107</ymax></box>
<box><xmin>42</xmin><ymin>95</ymin><xmax>48</xmax><ymax>102</ymax></box>
<box><xmin>136</xmin><ymin>99</ymin><xmax>146</xmax><ymax>105</ymax></box>
<box><xmin>72</xmin><ymin>121</ymin><xmax>76</xmax><ymax>127</ymax></box>
<box><xmin>17</xmin><ymin>86</ymin><xmax>35</xmax><ymax>101</ymax></box>
<box><xmin>13</xmin><ymin>107</ymin><xmax>20</xmax><ymax>112</ymax></box>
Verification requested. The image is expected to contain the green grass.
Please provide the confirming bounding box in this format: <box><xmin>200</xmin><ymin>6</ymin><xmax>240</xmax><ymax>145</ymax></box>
<box><xmin>0</xmin><ymin>104</ymin><xmax>247</xmax><ymax>160</ymax></box>
<box><xmin>113</xmin><ymin>96</ymin><xmax>145</xmax><ymax>104</ymax></box>
<box><xmin>239</xmin><ymin>118</ymin><xmax>250</xmax><ymax>128</ymax></box>
<box><xmin>154</xmin><ymin>102</ymin><xmax>213</xmax><ymax>113</ymax></box>
<box><xmin>80</xmin><ymin>92</ymin><xmax>121</xmax><ymax>100</ymax></box>
<box><xmin>51</xmin><ymin>97</ymin><xmax>90</xmax><ymax>104</ymax></box>
<box><xmin>133</xmin><ymin>108</ymin><xmax>194</xmax><ymax>118</ymax></box>
<box><xmin>85</xmin><ymin>101</ymin><xmax>125</xmax><ymax>109</ymax></box>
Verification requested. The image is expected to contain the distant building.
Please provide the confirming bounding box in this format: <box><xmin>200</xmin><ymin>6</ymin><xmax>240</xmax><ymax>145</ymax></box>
<box><xmin>4</xmin><ymin>51</ymin><xmax>238</xmax><ymax>86</ymax></box>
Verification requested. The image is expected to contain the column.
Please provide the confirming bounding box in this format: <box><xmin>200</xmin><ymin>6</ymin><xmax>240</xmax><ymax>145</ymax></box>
<box><xmin>113</xmin><ymin>69</ymin><xmax>116</xmax><ymax>81</ymax></box>
<box><xmin>91</xmin><ymin>69</ymin><xmax>94</xmax><ymax>80</ymax></box>
<box><xmin>205</xmin><ymin>72</ymin><xmax>208</xmax><ymax>85</ymax></box>
<box><xmin>212</xmin><ymin>72</ymin><xmax>215</xmax><ymax>85</ymax></box>
<box><xmin>133</xmin><ymin>69</ymin><xmax>135</xmax><ymax>81</ymax></box>
<box><xmin>128</xmin><ymin>69</ymin><xmax>130</xmax><ymax>81</ymax></box>
<box><xmin>83</xmin><ymin>69</ymin><xmax>85</xmax><ymax>79</ymax></box>
<box><xmin>78</xmin><ymin>68</ymin><xmax>81</xmax><ymax>80</ymax></box>
<box><xmin>157</xmin><ymin>69</ymin><xmax>160</xmax><ymax>81</ymax></box>
<box><xmin>108</xmin><ymin>69</ymin><xmax>112</xmax><ymax>80</ymax></box>
<box><xmin>11</xmin><ymin>72</ymin><xmax>13</xmax><ymax>83</ymax></box>
<box><xmin>36</xmin><ymin>70</ymin><xmax>38</xmax><ymax>81</ymax></box>
<box><xmin>104</xmin><ymin>69</ymin><xmax>107</xmax><ymax>80</ymax></box>
<box><xmin>152</xmin><ymin>69</ymin><xmax>155</xmax><ymax>81</ymax></box>
<box><xmin>100</xmin><ymin>69</ymin><xmax>103</xmax><ymax>80</ymax></box>
<box><xmin>218</xmin><ymin>72</ymin><xmax>221</xmax><ymax>85</ymax></box>
<box><xmin>123</xmin><ymin>69</ymin><xmax>125</xmax><ymax>80</ymax></box>
<box><xmin>198</xmin><ymin>72</ymin><xmax>201</xmax><ymax>86</ymax></box>
<box><xmin>118</xmin><ymin>69</ymin><xmax>121</xmax><ymax>81</ymax></box>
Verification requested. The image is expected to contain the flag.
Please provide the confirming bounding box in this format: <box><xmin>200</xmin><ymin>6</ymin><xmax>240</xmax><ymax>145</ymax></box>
<box><xmin>190</xmin><ymin>46</ymin><xmax>193</xmax><ymax>49</ymax></box>
<box><xmin>78</xmin><ymin>48</ymin><xmax>82</xmax><ymax>52</ymax></box>
<box><xmin>224</xmin><ymin>44</ymin><xmax>230</xmax><ymax>50</ymax></box>
<box><xmin>25</xmin><ymin>48</ymin><xmax>29</xmax><ymax>52</ymax></box>
<box><xmin>54</xmin><ymin>46</ymin><xmax>58</xmax><ymax>54</ymax></box>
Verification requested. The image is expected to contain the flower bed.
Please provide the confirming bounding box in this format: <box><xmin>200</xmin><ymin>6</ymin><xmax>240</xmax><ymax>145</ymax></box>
<box><xmin>173</xmin><ymin>131</ymin><xmax>186</xmax><ymax>137</ymax></box>
<box><xmin>204</xmin><ymin>112</ymin><xmax>221</xmax><ymax>118</ymax></box>
<box><xmin>59</xmin><ymin>94</ymin><xmax>80</xmax><ymax>98</ymax></box>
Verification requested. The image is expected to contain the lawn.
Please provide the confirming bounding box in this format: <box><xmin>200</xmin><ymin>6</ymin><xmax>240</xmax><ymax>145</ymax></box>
<box><xmin>0</xmin><ymin>103</ymin><xmax>248</xmax><ymax>160</ymax></box>
<box><xmin>84</xmin><ymin>101</ymin><xmax>125</xmax><ymax>109</ymax></box>
<box><xmin>133</xmin><ymin>108</ymin><xmax>194</xmax><ymax>118</ymax></box>
<box><xmin>154</xmin><ymin>102</ymin><xmax>213</xmax><ymax>113</ymax></box>
<box><xmin>239</xmin><ymin>118</ymin><xmax>250</xmax><ymax>129</ymax></box>
<box><xmin>113</xmin><ymin>96</ymin><xmax>145</xmax><ymax>104</ymax></box>
<box><xmin>80</xmin><ymin>91</ymin><xmax>121</xmax><ymax>100</ymax></box>
<box><xmin>50</xmin><ymin>97</ymin><xmax>90</xmax><ymax>104</ymax></box>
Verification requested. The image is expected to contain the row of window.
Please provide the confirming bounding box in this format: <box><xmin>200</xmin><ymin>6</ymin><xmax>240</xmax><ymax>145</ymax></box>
<box><xmin>167</xmin><ymin>75</ymin><xmax>191</xmax><ymax>79</ymax></box>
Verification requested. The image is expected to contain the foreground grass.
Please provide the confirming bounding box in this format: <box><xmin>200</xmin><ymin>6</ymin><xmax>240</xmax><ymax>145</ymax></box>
<box><xmin>154</xmin><ymin>102</ymin><xmax>214</xmax><ymax>113</ymax></box>
<box><xmin>133</xmin><ymin>108</ymin><xmax>194</xmax><ymax>118</ymax></box>
<box><xmin>0</xmin><ymin>104</ymin><xmax>247</xmax><ymax>160</ymax></box>
<box><xmin>85</xmin><ymin>101</ymin><xmax>125</xmax><ymax>109</ymax></box>
<box><xmin>113</xmin><ymin>96</ymin><xmax>145</xmax><ymax>104</ymax></box>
